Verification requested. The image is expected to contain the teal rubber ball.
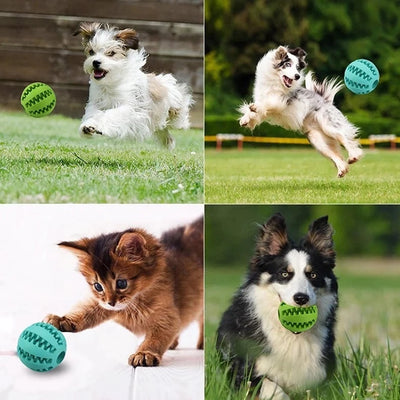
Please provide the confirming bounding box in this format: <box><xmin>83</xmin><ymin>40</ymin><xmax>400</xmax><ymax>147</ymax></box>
<box><xmin>17</xmin><ymin>322</ymin><xmax>66</xmax><ymax>372</ymax></box>
<box><xmin>344</xmin><ymin>59</ymin><xmax>379</xmax><ymax>94</ymax></box>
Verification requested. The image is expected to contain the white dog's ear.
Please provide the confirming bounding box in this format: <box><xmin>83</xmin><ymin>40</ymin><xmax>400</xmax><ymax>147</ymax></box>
<box><xmin>73</xmin><ymin>22</ymin><xmax>102</xmax><ymax>46</ymax></box>
<box><xmin>275</xmin><ymin>46</ymin><xmax>288</xmax><ymax>61</ymax></box>
<box><xmin>289</xmin><ymin>47</ymin><xmax>307</xmax><ymax>60</ymax></box>
<box><xmin>256</xmin><ymin>213</ymin><xmax>289</xmax><ymax>256</ymax></box>
<box><xmin>115</xmin><ymin>29</ymin><xmax>139</xmax><ymax>50</ymax></box>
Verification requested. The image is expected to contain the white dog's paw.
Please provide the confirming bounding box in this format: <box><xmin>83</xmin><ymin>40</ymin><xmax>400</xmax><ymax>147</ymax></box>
<box><xmin>260</xmin><ymin>378</ymin><xmax>290</xmax><ymax>400</ymax></box>
<box><xmin>80</xmin><ymin>121</ymin><xmax>103</xmax><ymax>136</ymax></box>
<box><xmin>348</xmin><ymin>147</ymin><xmax>363</xmax><ymax>165</ymax></box>
<box><xmin>239</xmin><ymin>114</ymin><xmax>251</xmax><ymax>127</ymax></box>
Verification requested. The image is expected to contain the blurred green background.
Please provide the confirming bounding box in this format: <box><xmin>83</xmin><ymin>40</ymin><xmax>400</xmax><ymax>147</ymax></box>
<box><xmin>205</xmin><ymin>0</ymin><xmax>400</xmax><ymax>138</ymax></box>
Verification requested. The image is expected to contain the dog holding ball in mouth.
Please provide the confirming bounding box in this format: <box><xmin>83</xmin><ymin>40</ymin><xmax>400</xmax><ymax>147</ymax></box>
<box><xmin>217</xmin><ymin>213</ymin><xmax>338</xmax><ymax>400</ymax></box>
<box><xmin>74</xmin><ymin>22</ymin><xmax>193</xmax><ymax>149</ymax></box>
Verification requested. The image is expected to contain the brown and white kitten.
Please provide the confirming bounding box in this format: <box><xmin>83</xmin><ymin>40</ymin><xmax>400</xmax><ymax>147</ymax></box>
<box><xmin>44</xmin><ymin>217</ymin><xmax>203</xmax><ymax>367</ymax></box>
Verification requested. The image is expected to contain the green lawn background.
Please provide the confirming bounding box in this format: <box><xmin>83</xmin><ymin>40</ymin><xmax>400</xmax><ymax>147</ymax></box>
<box><xmin>0</xmin><ymin>111</ymin><xmax>204</xmax><ymax>203</ymax></box>
<box><xmin>205</xmin><ymin>148</ymin><xmax>400</xmax><ymax>204</ymax></box>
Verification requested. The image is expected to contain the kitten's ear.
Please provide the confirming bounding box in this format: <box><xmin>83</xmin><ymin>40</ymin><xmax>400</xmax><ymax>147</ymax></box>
<box><xmin>256</xmin><ymin>213</ymin><xmax>288</xmax><ymax>256</ymax></box>
<box><xmin>58</xmin><ymin>239</ymin><xmax>90</xmax><ymax>258</ymax></box>
<box><xmin>115</xmin><ymin>232</ymin><xmax>149</xmax><ymax>261</ymax></box>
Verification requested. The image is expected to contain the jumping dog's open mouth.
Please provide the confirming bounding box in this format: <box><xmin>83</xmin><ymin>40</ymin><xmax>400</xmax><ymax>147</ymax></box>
<box><xmin>283</xmin><ymin>75</ymin><xmax>293</xmax><ymax>88</ymax></box>
<box><xmin>93</xmin><ymin>68</ymin><xmax>108</xmax><ymax>80</ymax></box>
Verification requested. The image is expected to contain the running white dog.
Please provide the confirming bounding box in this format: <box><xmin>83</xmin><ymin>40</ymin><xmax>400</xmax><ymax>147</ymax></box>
<box><xmin>74</xmin><ymin>22</ymin><xmax>193</xmax><ymax>148</ymax></box>
<box><xmin>239</xmin><ymin>46</ymin><xmax>363</xmax><ymax>177</ymax></box>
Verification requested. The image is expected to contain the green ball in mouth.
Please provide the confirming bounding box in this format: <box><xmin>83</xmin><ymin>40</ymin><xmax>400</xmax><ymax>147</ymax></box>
<box><xmin>278</xmin><ymin>302</ymin><xmax>318</xmax><ymax>333</ymax></box>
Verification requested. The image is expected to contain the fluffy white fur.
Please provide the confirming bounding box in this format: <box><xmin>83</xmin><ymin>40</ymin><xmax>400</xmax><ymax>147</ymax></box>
<box><xmin>239</xmin><ymin>45</ymin><xmax>363</xmax><ymax>177</ymax></box>
<box><xmin>248</xmin><ymin>249</ymin><xmax>337</xmax><ymax>399</ymax></box>
<box><xmin>75</xmin><ymin>22</ymin><xmax>193</xmax><ymax>148</ymax></box>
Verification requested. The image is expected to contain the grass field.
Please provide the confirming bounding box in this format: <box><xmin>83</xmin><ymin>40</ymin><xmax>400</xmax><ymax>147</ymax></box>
<box><xmin>0</xmin><ymin>111</ymin><xmax>203</xmax><ymax>203</ymax></box>
<box><xmin>205</xmin><ymin>148</ymin><xmax>400</xmax><ymax>203</ymax></box>
<box><xmin>206</xmin><ymin>258</ymin><xmax>400</xmax><ymax>400</ymax></box>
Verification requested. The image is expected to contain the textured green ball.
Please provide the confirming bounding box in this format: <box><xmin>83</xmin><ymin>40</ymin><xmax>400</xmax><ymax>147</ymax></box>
<box><xmin>344</xmin><ymin>59</ymin><xmax>379</xmax><ymax>94</ymax></box>
<box><xmin>20</xmin><ymin>82</ymin><xmax>56</xmax><ymax>117</ymax></box>
<box><xmin>278</xmin><ymin>303</ymin><xmax>318</xmax><ymax>333</ymax></box>
<box><xmin>17</xmin><ymin>322</ymin><xmax>66</xmax><ymax>372</ymax></box>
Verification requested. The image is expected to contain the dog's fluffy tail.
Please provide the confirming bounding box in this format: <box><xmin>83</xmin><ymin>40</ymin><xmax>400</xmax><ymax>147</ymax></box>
<box><xmin>305</xmin><ymin>71</ymin><xmax>343</xmax><ymax>103</ymax></box>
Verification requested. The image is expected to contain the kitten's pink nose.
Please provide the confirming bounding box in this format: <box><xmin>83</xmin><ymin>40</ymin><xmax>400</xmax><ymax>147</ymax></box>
<box><xmin>108</xmin><ymin>300</ymin><xmax>116</xmax><ymax>307</ymax></box>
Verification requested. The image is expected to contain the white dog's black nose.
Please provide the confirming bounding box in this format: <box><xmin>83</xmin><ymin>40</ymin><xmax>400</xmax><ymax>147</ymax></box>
<box><xmin>93</xmin><ymin>60</ymin><xmax>101</xmax><ymax>69</ymax></box>
<box><xmin>294</xmin><ymin>74</ymin><xmax>300</xmax><ymax>80</ymax></box>
<box><xmin>293</xmin><ymin>293</ymin><xmax>309</xmax><ymax>305</ymax></box>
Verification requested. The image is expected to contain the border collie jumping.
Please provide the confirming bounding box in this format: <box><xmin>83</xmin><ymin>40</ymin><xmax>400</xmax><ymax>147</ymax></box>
<box><xmin>217</xmin><ymin>213</ymin><xmax>338</xmax><ymax>400</ymax></box>
<box><xmin>239</xmin><ymin>46</ymin><xmax>363</xmax><ymax>177</ymax></box>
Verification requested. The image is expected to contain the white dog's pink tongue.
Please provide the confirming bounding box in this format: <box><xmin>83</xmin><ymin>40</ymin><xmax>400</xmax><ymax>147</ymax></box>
<box><xmin>94</xmin><ymin>69</ymin><xmax>105</xmax><ymax>79</ymax></box>
<box><xmin>283</xmin><ymin>76</ymin><xmax>293</xmax><ymax>87</ymax></box>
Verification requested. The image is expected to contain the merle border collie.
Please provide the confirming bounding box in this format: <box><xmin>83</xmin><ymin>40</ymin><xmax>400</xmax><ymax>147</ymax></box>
<box><xmin>239</xmin><ymin>46</ymin><xmax>363</xmax><ymax>177</ymax></box>
<box><xmin>217</xmin><ymin>213</ymin><xmax>338</xmax><ymax>400</ymax></box>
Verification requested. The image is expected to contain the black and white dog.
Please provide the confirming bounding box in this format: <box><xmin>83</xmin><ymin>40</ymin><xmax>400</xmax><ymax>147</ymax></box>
<box><xmin>239</xmin><ymin>46</ymin><xmax>363</xmax><ymax>177</ymax></box>
<box><xmin>217</xmin><ymin>214</ymin><xmax>338</xmax><ymax>400</ymax></box>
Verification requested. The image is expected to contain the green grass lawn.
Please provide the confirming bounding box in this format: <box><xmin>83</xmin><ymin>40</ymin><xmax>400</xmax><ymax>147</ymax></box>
<box><xmin>0</xmin><ymin>111</ymin><xmax>204</xmax><ymax>203</ymax></box>
<box><xmin>205</xmin><ymin>148</ymin><xmax>400</xmax><ymax>203</ymax></box>
<box><xmin>206</xmin><ymin>258</ymin><xmax>400</xmax><ymax>400</ymax></box>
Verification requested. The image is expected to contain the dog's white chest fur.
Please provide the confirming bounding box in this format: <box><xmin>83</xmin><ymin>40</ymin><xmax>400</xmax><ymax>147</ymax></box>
<box><xmin>248</xmin><ymin>284</ymin><xmax>328</xmax><ymax>391</ymax></box>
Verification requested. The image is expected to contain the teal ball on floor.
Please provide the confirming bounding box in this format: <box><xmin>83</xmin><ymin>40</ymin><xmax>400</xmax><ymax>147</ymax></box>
<box><xmin>17</xmin><ymin>322</ymin><xmax>66</xmax><ymax>372</ymax></box>
<box><xmin>344</xmin><ymin>59</ymin><xmax>379</xmax><ymax>94</ymax></box>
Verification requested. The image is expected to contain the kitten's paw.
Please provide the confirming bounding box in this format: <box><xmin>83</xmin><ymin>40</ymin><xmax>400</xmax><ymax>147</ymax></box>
<box><xmin>44</xmin><ymin>314</ymin><xmax>77</xmax><ymax>332</ymax></box>
<box><xmin>169</xmin><ymin>338</ymin><xmax>179</xmax><ymax>350</ymax></box>
<box><xmin>128</xmin><ymin>351</ymin><xmax>161</xmax><ymax>367</ymax></box>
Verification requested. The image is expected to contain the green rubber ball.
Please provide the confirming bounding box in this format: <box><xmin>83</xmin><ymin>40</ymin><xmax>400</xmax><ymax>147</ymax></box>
<box><xmin>17</xmin><ymin>322</ymin><xmax>66</xmax><ymax>372</ymax></box>
<box><xmin>20</xmin><ymin>82</ymin><xmax>56</xmax><ymax>117</ymax></box>
<box><xmin>278</xmin><ymin>302</ymin><xmax>318</xmax><ymax>333</ymax></box>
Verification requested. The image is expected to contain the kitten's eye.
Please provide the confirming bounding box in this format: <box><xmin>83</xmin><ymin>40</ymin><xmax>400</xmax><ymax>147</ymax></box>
<box><xmin>94</xmin><ymin>282</ymin><xmax>103</xmax><ymax>292</ymax></box>
<box><xmin>88</xmin><ymin>49</ymin><xmax>95</xmax><ymax>56</ymax></box>
<box><xmin>116</xmin><ymin>279</ymin><xmax>127</xmax><ymax>289</ymax></box>
<box><xmin>310</xmin><ymin>273</ymin><xmax>317</xmax><ymax>279</ymax></box>
<box><xmin>281</xmin><ymin>271</ymin><xmax>289</xmax><ymax>278</ymax></box>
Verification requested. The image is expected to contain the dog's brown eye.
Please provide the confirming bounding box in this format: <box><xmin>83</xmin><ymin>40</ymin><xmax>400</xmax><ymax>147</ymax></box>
<box><xmin>108</xmin><ymin>51</ymin><xmax>116</xmax><ymax>57</ymax></box>
<box><xmin>88</xmin><ymin>49</ymin><xmax>95</xmax><ymax>56</ymax></box>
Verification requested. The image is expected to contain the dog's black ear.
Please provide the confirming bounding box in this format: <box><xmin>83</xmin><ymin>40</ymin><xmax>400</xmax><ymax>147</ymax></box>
<box><xmin>73</xmin><ymin>22</ymin><xmax>103</xmax><ymax>46</ymax></box>
<box><xmin>256</xmin><ymin>213</ymin><xmax>289</xmax><ymax>256</ymax></box>
<box><xmin>303</xmin><ymin>216</ymin><xmax>335</xmax><ymax>260</ymax></box>
<box><xmin>115</xmin><ymin>28</ymin><xmax>139</xmax><ymax>50</ymax></box>
<box><xmin>289</xmin><ymin>47</ymin><xmax>307</xmax><ymax>59</ymax></box>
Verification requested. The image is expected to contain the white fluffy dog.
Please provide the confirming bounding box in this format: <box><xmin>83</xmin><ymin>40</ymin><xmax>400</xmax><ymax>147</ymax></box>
<box><xmin>74</xmin><ymin>22</ymin><xmax>193</xmax><ymax>148</ymax></box>
<box><xmin>239</xmin><ymin>46</ymin><xmax>363</xmax><ymax>177</ymax></box>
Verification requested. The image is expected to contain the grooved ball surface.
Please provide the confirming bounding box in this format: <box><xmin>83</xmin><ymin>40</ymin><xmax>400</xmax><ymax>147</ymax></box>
<box><xmin>17</xmin><ymin>322</ymin><xmax>67</xmax><ymax>372</ymax></box>
<box><xmin>344</xmin><ymin>59</ymin><xmax>379</xmax><ymax>94</ymax></box>
<box><xmin>278</xmin><ymin>302</ymin><xmax>318</xmax><ymax>333</ymax></box>
<box><xmin>20</xmin><ymin>82</ymin><xmax>56</xmax><ymax>117</ymax></box>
